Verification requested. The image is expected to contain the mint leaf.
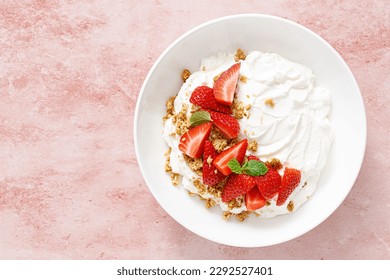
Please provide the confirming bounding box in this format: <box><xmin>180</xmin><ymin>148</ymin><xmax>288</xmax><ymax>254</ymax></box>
<box><xmin>242</xmin><ymin>160</ymin><xmax>268</xmax><ymax>176</ymax></box>
<box><xmin>190</xmin><ymin>111</ymin><xmax>211</xmax><ymax>127</ymax></box>
<box><xmin>228</xmin><ymin>158</ymin><xmax>242</xmax><ymax>174</ymax></box>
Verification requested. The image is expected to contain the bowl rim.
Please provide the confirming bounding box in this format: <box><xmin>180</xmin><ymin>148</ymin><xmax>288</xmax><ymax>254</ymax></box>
<box><xmin>134</xmin><ymin>13</ymin><xmax>367</xmax><ymax>247</ymax></box>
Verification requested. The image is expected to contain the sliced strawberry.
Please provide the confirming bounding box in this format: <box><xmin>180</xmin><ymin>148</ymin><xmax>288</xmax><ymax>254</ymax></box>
<box><xmin>245</xmin><ymin>155</ymin><xmax>281</xmax><ymax>200</ymax></box>
<box><xmin>247</xmin><ymin>155</ymin><xmax>259</xmax><ymax>161</ymax></box>
<box><xmin>213</xmin><ymin>63</ymin><xmax>241</xmax><ymax>106</ymax></box>
<box><xmin>190</xmin><ymin>86</ymin><xmax>232</xmax><ymax>114</ymax></box>
<box><xmin>221</xmin><ymin>174</ymin><xmax>256</xmax><ymax>202</ymax></box>
<box><xmin>202</xmin><ymin>140</ymin><xmax>226</xmax><ymax>186</ymax></box>
<box><xmin>276</xmin><ymin>168</ymin><xmax>301</xmax><ymax>206</ymax></box>
<box><xmin>208</xmin><ymin>110</ymin><xmax>240</xmax><ymax>139</ymax></box>
<box><xmin>178</xmin><ymin>122</ymin><xmax>212</xmax><ymax>159</ymax></box>
<box><xmin>255</xmin><ymin>166</ymin><xmax>281</xmax><ymax>200</ymax></box>
<box><xmin>212</xmin><ymin>139</ymin><xmax>248</xmax><ymax>176</ymax></box>
<box><xmin>245</xmin><ymin>186</ymin><xmax>266</xmax><ymax>211</ymax></box>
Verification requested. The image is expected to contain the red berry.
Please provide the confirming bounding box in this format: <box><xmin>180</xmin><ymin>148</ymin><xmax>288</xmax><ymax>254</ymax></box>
<box><xmin>202</xmin><ymin>140</ymin><xmax>226</xmax><ymax>186</ymax></box>
<box><xmin>212</xmin><ymin>139</ymin><xmax>248</xmax><ymax>176</ymax></box>
<box><xmin>213</xmin><ymin>63</ymin><xmax>241</xmax><ymax>106</ymax></box>
<box><xmin>247</xmin><ymin>155</ymin><xmax>259</xmax><ymax>161</ymax></box>
<box><xmin>190</xmin><ymin>86</ymin><xmax>232</xmax><ymax>114</ymax></box>
<box><xmin>221</xmin><ymin>174</ymin><xmax>256</xmax><ymax>203</ymax></box>
<box><xmin>178</xmin><ymin>122</ymin><xmax>212</xmax><ymax>159</ymax></box>
<box><xmin>247</xmin><ymin>155</ymin><xmax>281</xmax><ymax>200</ymax></box>
<box><xmin>245</xmin><ymin>186</ymin><xmax>266</xmax><ymax>211</ymax></box>
<box><xmin>255</xmin><ymin>166</ymin><xmax>281</xmax><ymax>200</ymax></box>
<box><xmin>208</xmin><ymin>110</ymin><xmax>240</xmax><ymax>139</ymax></box>
<box><xmin>276</xmin><ymin>168</ymin><xmax>301</xmax><ymax>206</ymax></box>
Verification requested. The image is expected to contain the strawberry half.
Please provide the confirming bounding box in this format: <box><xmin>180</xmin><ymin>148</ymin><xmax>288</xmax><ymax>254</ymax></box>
<box><xmin>247</xmin><ymin>155</ymin><xmax>260</xmax><ymax>161</ymax></box>
<box><xmin>221</xmin><ymin>174</ymin><xmax>256</xmax><ymax>203</ymax></box>
<box><xmin>213</xmin><ymin>63</ymin><xmax>241</xmax><ymax>106</ymax></box>
<box><xmin>245</xmin><ymin>155</ymin><xmax>281</xmax><ymax>199</ymax></box>
<box><xmin>276</xmin><ymin>168</ymin><xmax>301</xmax><ymax>206</ymax></box>
<box><xmin>202</xmin><ymin>140</ymin><xmax>226</xmax><ymax>186</ymax></box>
<box><xmin>255</xmin><ymin>166</ymin><xmax>281</xmax><ymax>200</ymax></box>
<box><xmin>178</xmin><ymin>122</ymin><xmax>212</xmax><ymax>159</ymax></box>
<box><xmin>245</xmin><ymin>186</ymin><xmax>266</xmax><ymax>211</ymax></box>
<box><xmin>190</xmin><ymin>86</ymin><xmax>232</xmax><ymax>114</ymax></box>
<box><xmin>208</xmin><ymin>110</ymin><xmax>240</xmax><ymax>139</ymax></box>
<box><xmin>212</xmin><ymin>139</ymin><xmax>248</xmax><ymax>176</ymax></box>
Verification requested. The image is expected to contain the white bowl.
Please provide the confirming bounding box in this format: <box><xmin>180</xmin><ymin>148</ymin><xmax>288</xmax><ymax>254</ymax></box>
<box><xmin>134</xmin><ymin>14</ymin><xmax>366</xmax><ymax>247</ymax></box>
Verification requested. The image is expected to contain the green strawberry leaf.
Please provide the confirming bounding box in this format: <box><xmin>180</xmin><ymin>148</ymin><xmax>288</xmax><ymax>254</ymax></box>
<box><xmin>190</xmin><ymin>111</ymin><xmax>212</xmax><ymax>127</ymax></box>
<box><xmin>242</xmin><ymin>160</ymin><xmax>268</xmax><ymax>176</ymax></box>
<box><xmin>228</xmin><ymin>158</ymin><xmax>242</xmax><ymax>174</ymax></box>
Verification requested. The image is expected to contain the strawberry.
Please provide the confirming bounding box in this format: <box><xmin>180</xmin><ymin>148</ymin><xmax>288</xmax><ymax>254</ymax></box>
<box><xmin>221</xmin><ymin>174</ymin><xmax>256</xmax><ymax>202</ymax></box>
<box><xmin>202</xmin><ymin>140</ymin><xmax>226</xmax><ymax>186</ymax></box>
<box><xmin>190</xmin><ymin>110</ymin><xmax>239</xmax><ymax>139</ymax></box>
<box><xmin>255</xmin><ymin>166</ymin><xmax>281</xmax><ymax>200</ymax></box>
<box><xmin>213</xmin><ymin>63</ymin><xmax>241</xmax><ymax>106</ymax></box>
<box><xmin>178</xmin><ymin>122</ymin><xmax>212</xmax><ymax>159</ymax></box>
<box><xmin>212</xmin><ymin>139</ymin><xmax>248</xmax><ymax>176</ymax></box>
<box><xmin>208</xmin><ymin>110</ymin><xmax>240</xmax><ymax>139</ymax></box>
<box><xmin>247</xmin><ymin>155</ymin><xmax>281</xmax><ymax>200</ymax></box>
<box><xmin>190</xmin><ymin>86</ymin><xmax>232</xmax><ymax>114</ymax></box>
<box><xmin>245</xmin><ymin>186</ymin><xmax>266</xmax><ymax>211</ymax></box>
<box><xmin>247</xmin><ymin>155</ymin><xmax>259</xmax><ymax>161</ymax></box>
<box><xmin>276</xmin><ymin>168</ymin><xmax>301</xmax><ymax>206</ymax></box>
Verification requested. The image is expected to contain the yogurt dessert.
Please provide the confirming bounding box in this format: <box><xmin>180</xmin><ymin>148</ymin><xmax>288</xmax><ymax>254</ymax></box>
<box><xmin>163</xmin><ymin>49</ymin><xmax>333</xmax><ymax>221</ymax></box>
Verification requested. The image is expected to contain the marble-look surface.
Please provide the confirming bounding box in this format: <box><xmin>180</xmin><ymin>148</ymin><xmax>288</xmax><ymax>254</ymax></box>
<box><xmin>0</xmin><ymin>0</ymin><xmax>389</xmax><ymax>259</ymax></box>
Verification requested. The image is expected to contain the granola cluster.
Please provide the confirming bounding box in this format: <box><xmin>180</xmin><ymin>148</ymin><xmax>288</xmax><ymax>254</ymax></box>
<box><xmin>183</xmin><ymin>154</ymin><xmax>203</xmax><ymax>176</ymax></box>
<box><xmin>264</xmin><ymin>98</ymin><xmax>275</xmax><ymax>108</ymax></box>
<box><xmin>173</xmin><ymin>104</ymin><xmax>190</xmax><ymax>136</ymax></box>
<box><xmin>181</xmin><ymin>69</ymin><xmax>191</xmax><ymax>82</ymax></box>
<box><xmin>235</xmin><ymin>48</ymin><xmax>247</xmax><ymax>62</ymax></box>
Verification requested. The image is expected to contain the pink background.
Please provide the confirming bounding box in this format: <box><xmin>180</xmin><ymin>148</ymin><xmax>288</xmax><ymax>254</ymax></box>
<box><xmin>0</xmin><ymin>0</ymin><xmax>389</xmax><ymax>259</ymax></box>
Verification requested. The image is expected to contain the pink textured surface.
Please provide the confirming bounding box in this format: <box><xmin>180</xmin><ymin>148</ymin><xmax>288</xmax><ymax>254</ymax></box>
<box><xmin>0</xmin><ymin>0</ymin><xmax>389</xmax><ymax>259</ymax></box>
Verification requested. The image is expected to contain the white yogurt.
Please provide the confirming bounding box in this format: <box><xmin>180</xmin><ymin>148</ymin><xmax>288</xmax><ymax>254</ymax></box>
<box><xmin>163</xmin><ymin>51</ymin><xmax>333</xmax><ymax>218</ymax></box>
